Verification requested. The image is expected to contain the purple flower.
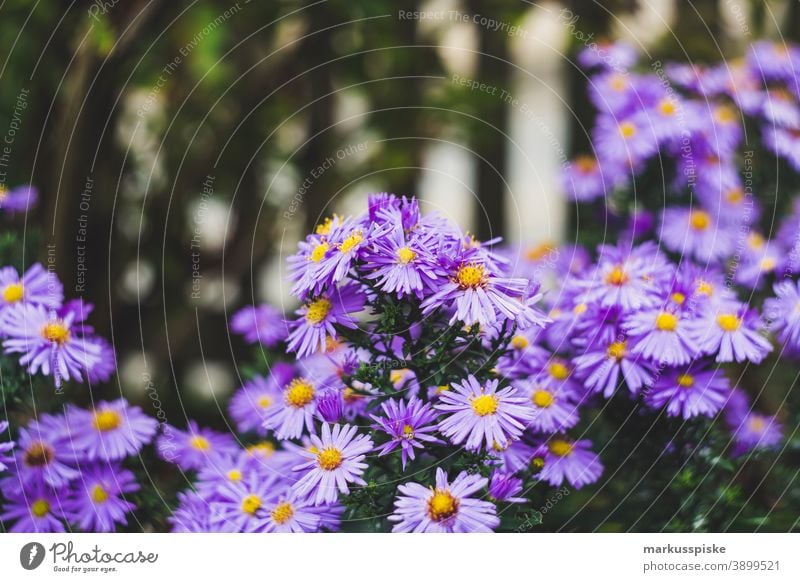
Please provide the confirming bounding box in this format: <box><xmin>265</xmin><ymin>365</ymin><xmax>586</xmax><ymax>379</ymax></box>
<box><xmin>0</xmin><ymin>184</ymin><xmax>37</xmax><ymax>213</ymax></box>
<box><xmin>578</xmin><ymin>41</ymin><xmax>637</xmax><ymax>71</ymax></box>
<box><xmin>0</xmin><ymin>420</ymin><xmax>14</xmax><ymax>472</ymax></box>
<box><xmin>0</xmin><ymin>263</ymin><xmax>63</xmax><ymax>313</ymax></box>
<box><xmin>260</xmin><ymin>493</ymin><xmax>333</xmax><ymax>533</ymax></box>
<box><xmin>209</xmin><ymin>473</ymin><xmax>284</xmax><ymax>532</ymax></box>
<box><xmin>660</xmin><ymin>207</ymin><xmax>735</xmax><ymax>262</ymax></box>
<box><xmin>14</xmin><ymin>415</ymin><xmax>79</xmax><ymax>487</ymax></box>
<box><xmin>0</xmin><ymin>477</ymin><xmax>65</xmax><ymax>532</ymax></box>
<box><xmin>764</xmin><ymin>280</ymin><xmax>800</xmax><ymax>352</ymax></box>
<box><xmin>421</xmin><ymin>251</ymin><xmax>546</xmax><ymax>330</ymax></box>
<box><xmin>389</xmin><ymin>468</ymin><xmax>499</xmax><ymax>532</ymax></box>
<box><xmin>230</xmin><ymin>304</ymin><xmax>286</xmax><ymax>347</ymax></box>
<box><xmin>1</xmin><ymin>303</ymin><xmax>103</xmax><ymax>387</ymax></box>
<box><xmin>363</xmin><ymin>208</ymin><xmax>443</xmax><ymax>298</ymax></box>
<box><xmin>66</xmin><ymin>399</ymin><xmax>158</xmax><ymax>461</ymax></box>
<box><xmin>286</xmin><ymin>283</ymin><xmax>366</xmax><ymax>358</ymax></box>
<box><xmin>62</xmin><ymin>463</ymin><xmax>139</xmax><ymax>532</ymax></box>
<box><xmin>158</xmin><ymin>421</ymin><xmax>238</xmax><ymax>471</ymax></box>
<box><xmin>262</xmin><ymin>374</ymin><xmax>321</xmax><ymax>440</ymax></box>
<box><xmin>229</xmin><ymin>372</ymin><xmax>286</xmax><ymax>435</ymax></box>
<box><xmin>763</xmin><ymin>126</ymin><xmax>800</xmax><ymax>171</ymax></box>
<box><xmin>573</xmin><ymin>337</ymin><xmax>653</xmax><ymax>397</ymax></box>
<box><xmin>170</xmin><ymin>490</ymin><xmax>220</xmax><ymax>532</ymax></box>
<box><xmin>562</xmin><ymin>155</ymin><xmax>616</xmax><ymax>201</ymax></box>
<box><xmin>316</xmin><ymin>389</ymin><xmax>344</xmax><ymax>423</ymax></box>
<box><xmin>536</xmin><ymin>438</ymin><xmax>603</xmax><ymax>489</ymax></box>
<box><xmin>728</xmin><ymin>413</ymin><xmax>783</xmax><ymax>456</ymax></box>
<box><xmin>370</xmin><ymin>397</ymin><xmax>440</xmax><ymax>469</ymax></box>
<box><xmin>593</xmin><ymin>112</ymin><xmax>659</xmax><ymax>168</ymax></box>
<box><xmin>513</xmin><ymin>378</ymin><xmax>579</xmax><ymax>433</ymax></box>
<box><xmin>689</xmin><ymin>303</ymin><xmax>773</xmax><ymax>364</ymax></box>
<box><xmin>488</xmin><ymin>471</ymin><xmax>527</xmax><ymax>504</ymax></box>
<box><xmin>436</xmin><ymin>375</ymin><xmax>534</xmax><ymax>451</ymax></box>
<box><xmin>291</xmin><ymin>423</ymin><xmax>373</xmax><ymax>505</ymax></box>
<box><xmin>625</xmin><ymin>308</ymin><xmax>698</xmax><ymax>366</ymax></box>
<box><xmin>646</xmin><ymin>364</ymin><xmax>730</xmax><ymax>418</ymax></box>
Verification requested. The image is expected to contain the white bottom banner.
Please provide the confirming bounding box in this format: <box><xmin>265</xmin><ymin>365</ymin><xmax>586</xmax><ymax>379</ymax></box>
<box><xmin>0</xmin><ymin>533</ymin><xmax>796</xmax><ymax>581</ymax></box>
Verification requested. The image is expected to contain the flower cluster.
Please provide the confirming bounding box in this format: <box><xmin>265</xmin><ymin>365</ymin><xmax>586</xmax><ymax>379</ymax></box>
<box><xmin>0</xmin><ymin>263</ymin><xmax>116</xmax><ymax>388</ymax></box>
<box><xmin>0</xmin><ymin>400</ymin><xmax>157</xmax><ymax>532</ymax></box>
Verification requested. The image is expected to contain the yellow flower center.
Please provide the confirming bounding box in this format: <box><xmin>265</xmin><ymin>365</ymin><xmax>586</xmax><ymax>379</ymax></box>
<box><xmin>285</xmin><ymin>378</ymin><xmax>315</xmax><ymax>408</ymax></box>
<box><xmin>655</xmin><ymin>312</ymin><xmax>678</xmax><ymax>331</ymax></box>
<box><xmin>619</xmin><ymin>121</ymin><xmax>636</xmax><ymax>139</ymax></box>
<box><xmin>748</xmin><ymin>416</ymin><xmax>766</xmax><ymax>432</ymax></box>
<box><xmin>747</xmin><ymin>233</ymin><xmax>765</xmax><ymax>250</ymax></box>
<box><xmin>715</xmin><ymin>105</ymin><xmax>736</xmax><ymax>123</ymax></box>
<box><xmin>427</xmin><ymin>490</ymin><xmax>458</xmax><ymax>522</ymax></box>
<box><xmin>2</xmin><ymin>282</ymin><xmax>24</xmax><ymax>303</ymax></box>
<box><xmin>42</xmin><ymin>322</ymin><xmax>70</xmax><ymax>345</ymax></box>
<box><xmin>532</xmin><ymin>389</ymin><xmax>554</xmax><ymax>408</ymax></box>
<box><xmin>305</xmin><ymin>298</ymin><xmax>332</xmax><ymax>325</ymax></box>
<box><xmin>573</xmin><ymin>302</ymin><xmax>588</xmax><ymax>315</ymax></box>
<box><xmin>696</xmin><ymin>280</ymin><xmax>714</xmax><ymax>296</ymax></box>
<box><xmin>658</xmin><ymin>98</ymin><xmax>677</xmax><ymax>116</ymax></box>
<box><xmin>471</xmin><ymin>393</ymin><xmax>499</xmax><ymax>416</ymax></box>
<box><xmin>511</xmin><ymin>335</ymin><xmax>529</xmax><ymax>350</ymax></box>
<box><xmin>531</xmin><ymin>456</ymin><xmax>545</xmax><ymax>470</ymax></box>
<box><xmin>23</xmin><ymin>441</ymin><xmax>54</xmax><ymax>467</ymax></box>
<box><xmin>676</xmin><ymin>373</ymin><xmax>694</xmax><ymax>388</ymax></box>
<box><xmin>760</xmin><ymin>257</ymin><xmax>776</xmax><ymax>272</ymax></box>
<box><xmin>671</xmin><ymin>292</ymin><xmax>686</xmax><ymax>305</ymax></box>
<box><xmin>271</xmin><ymin>502</ymin><xmax>294</xmax><ymax>525</ymax></box>
<box><xmin>315</xmin><ymin>216</ymin><xmax>335</xmax><ymax>235</ymax></box>
<box><xmin>258</xmin><ymin>395</ymin><xmax>273</xmax><ymax>409</ymax></box>
<box><xmin>435</xmin><ymin>385</ymin><xmax>449</xmax><ymax>394</ymax></box>
<box><xmin>548</xmin><ymin>362</ymin><xmax>570</xmax><ymax>380</ymax></box>
<box><xmin>91</xmin><ymin>484</ymin><xmax>109</xmax><ymax>504</ymax></box>
<box><xmin>310</xmin><ymin>242</ymin><xmax>330</xmax><ymax>263</ymax></box>
<box><xmin>548</xmin><ymin>439</ymin><xmax>573</xmax><ymax>457</ymax></box>
<box><xmin>726</xmin><ymin>188</ymin><xmax>744</xmax><ymax>204</ymax></box>
<box><xmin>717</xmin><ymin>313</ymin><xmax>741</xmax><ymax>332</ymax></box>
<box><xmin>605</xmin><ymin>265</ymin><xmax>629</xmax><ymax>286</ymax></box>
<box><xmin>227</xmin><ymin>469</ymin><xmax>243</xmax><ymax>481</ymax></box>
<box><xmin>241</xmin><ymin>494</ymin><xmax>262</xmax><ymax>515</ymax></box>
<box><xmin>402</xmin><ymin>424</ymin><xmax>415</xmax><ymax>439</ymax></box>
<box><xmin>246</xmin><ymin>441</ymin><xmax>275</xmax><ymax>457</ymax></box>
<box><xmin>689</xmin><ymin>210</ymin><xmax>710</xmax><ymax>230</ymax></box>
<box><xmin>317</xmin><ymin>447</ymin><xmax>343</xmax><ymax>471</ymax></box>
<box><xmin>525</xmin><ymin>241</ymin><xmax>556</xmax><ymax>260</ymax></box>
<box><xmin>31</xmin><ymin>499</ymin><xmax>51</xmax><ymax>518</ymax></box>
<box><xmin>456</xmin><ymin>264</ymin><xmax>486</xmax><ymax>289</ymax></box>
<box><xmin>610</xmin><ymin>74</ymin><xmax>627</xmax><ymax>91</ymax></box>
<box><xmin>338</xmin><ymin>231</ymin><xmax>363</xmax><ymax>253</ymax></box>
<box><xmin>92</xmin><ymin>410</ymin><xmax>121</xmax><ymax>431</ymax></box>
<box><xmin>397</xmin><ymin>246</ymin><xmax>416</xmax><ymax>264</ymax></box>
<box><xmin>191</xmin><ymin>436</ymin><xmax>210</xmax><ymax>451</ymax></box>
<box><xmin>606</xmin><ymin>341</ymin><xmax>627</xmax><ymax>361</ymax></box>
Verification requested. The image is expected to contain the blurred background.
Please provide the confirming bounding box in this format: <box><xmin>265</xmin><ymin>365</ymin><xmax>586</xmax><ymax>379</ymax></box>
<box><xmin>1</xmin><ymin>0</ymin><xmax>798</xmax><ymax>424</ymax></box>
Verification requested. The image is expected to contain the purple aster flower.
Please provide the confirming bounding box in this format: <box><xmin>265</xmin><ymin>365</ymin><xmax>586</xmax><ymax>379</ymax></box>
<box><xmin>260</xmin><ymin>493</ymin><xmax>332</xmax><ymax>533</ymax></box>
<box><xmin>646</xmin><ymin>363</ymin><xmax>730</xmax><ymax>418</ymax></box>
<box><xmin>262</xmin><ymin>373</ymin><xmax>322</xmax><ymax>440</ymax></box>
<box><xmin>84</xmin><ymin>337</ymin><xmax>116</xmax><ymax>384</ymax></box>
<box><xmin>0</xmin><ymin>477</ymin><xmax>65</xmax><ymax>532</ymax></box>
<box><xmin>1</xmin><ymin>303</ymin><xmax>103</xmax><ymax>387</ymax></box>
<box><xmin>0</xmin><ymin>263</ymin><xmax>63</xmax><ymax>313</ymax></box>
<box><xmin>388</xmin><ymin>468</ymin><xmax>499</xmax><ymax>533</ymax></box>
<box><xmin>209</xmin><ymin>473</ymin><xmax>283</xmax><ymax>532</ymax></box>
<box><xmin>0</xmin><ymin>184</ymin><xmax>37</xmax><ymax>213</ymax></box>
<box><xmin>363</xmin><ymin>208</ymin><xmax>443</xmax><ymax>298</ymax></box>
<box><xmin>421</xmin><ymin>251</ymin><xmax>546</xmax><ymax>330</ymax></box>
<box><xmin>65</xmin><ymin>399</ymin><xmax>158</xmax><ymax>461</ymax></box>
<box><xmin>436</xmin><ymin>375</ymin><xmax>534</xmax><ymax>451</ymax></box>
<box><xmin>286</xmin><ymin>283</ymin><xmax>366</xmax><ymax>359</ymax></box>
<box><xmin>0</xmin><ymin>420</ymin><xmax>14</xmax><ymax>472</ymax></box>
<box><xmin>229</xmin><ymin>304</ymin><xmax>286</xmax><ymax>347</ymax></box>
<box><xmin>370</xmin><ymin>397</ymin><xmax>440</xmax><ymax>469</ymax></box>
<box><xmin>488</xmin><ymin>471</ymin><xmax>527</xmax><ymax>504</ymax></box>
<box><xmin>578</xmin><ymin>40</ymin><xmax>637</xmax><ymax>71</ymax></box>
<box><xmin>62</xmin><ymin>462</ymin><xmax>139</xmax><ymax>532</ymax></box>
<box><xmin>688</xmin><ymin>303</ymin><xmax>773</xmax><ymax>364</ymax></box>
<box><xmin>491</xmin><ymin>439</ymin><xmax>536</xmax><ymax>473</ymax></box>
<box><xmin>562</xmin><ymin>155</ymin><xmax>618</xmax><ymax>202</ymax></box>
<box><xmin>728</xmin><ymin>413</ymin><xmax>783</xmax><ymax>456</ymax></box>
<box><xmin>512</xmin><ymin>378</ymin><xmax>579</xmax><ymax>433</ymax></box>
<box><xmin>573</xmin><ymin>336</ymin><xmax>653</xmax><ymax>397</ymax></box>
<box><xmin>291</xmin><ymin>423</ymin><xmax>373</xmax><ymax>505</ymax></box>
<box><xmin>747</xmin><ymin>41</ymin><xmax>800</xmax><ymax>82</ymax></box>
<box><xmin>195</xmin><ymin>450</ymin><xmax>262</xmax><ymax>498</ymax></box>
<box><xmin>229</xmin><ymin>371</ymin><xmax>287</xmax><ymax>435</ymax></box>
<box><xmin>763</xmin><ymin>126</ymin><xmax>800</xmax><ymax>171</ymax></box>
<box><xmin>625</xmin><ymin>307</ymin><xmax>699</xmax><ymax>366</ymax></box>
<box><xmin>170</xmin><ymin>490</ymin><xmax>222</xmax><ymax>532</ymax></box>
<box><xmin>569</xmin><ymin>242</ymin><xmax>671</xmax><ymax>311</ymax></box>
<box><xmin>14</xmin><ymin>414</ymin><xmax>79</xmax><ymax>487</ymax></box>
<box><xmin>315</xmin><ymin>389</ymin><xmax>344</xmax><ymax>423</ymax></box>
<box><xmin>764</xmin><ymin>280</ymin><xmax>800</xmax><ymax>352</ymax></box>
<box><xmin>734</xmin><ymin>243</ymin><xmax>782</xmax><ymax>289</ymax></box>
<box><xmin>660</xmin><ymin>206</ymin><xmax>735</xmax><ymax>262</ymax></box>
<box><xmin>536</xmin><ymin>438</ymin><xmax>603</xmax><ymax>489</ymax></box>
<box><xmin>593</xmin><ymin>112</ymin><xmax>659</xmax><ymax>168</ymax></box>
<box><xmin>157</xmin><ymin>421</ymin><xmax>238</xmax><ymax>471</ymax></box>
